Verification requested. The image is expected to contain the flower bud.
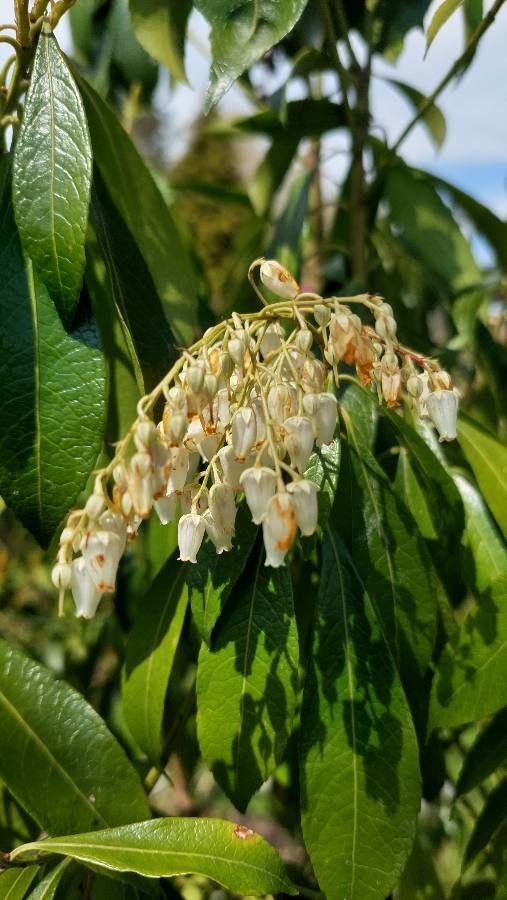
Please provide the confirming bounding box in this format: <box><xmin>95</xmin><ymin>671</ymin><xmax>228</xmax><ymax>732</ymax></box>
<box><xmin>283</xmin><ymin>416</ymin><xmax>315</xmax><ymax>473</ymax></box>
<box><xmin>262</xmin><ymin>492</ymin><xmax>297</xmax><ymax>567</ymax></box>
<box><xmin>314</xmin><ymin>304</ymin><xmax>331</xmax><ymax>327</ymax></box>
<box><xmin>51</xmin><ymin>561</ymin><xmax>72</xmax><ymax>590</ymax></box>
<box><xmin>287</xmin><ymin>479</ymin><xmax>318</xmax><ymax>536</ymax></box>
<box><xmin>295</xmin><ymin>329</ymin><xmax>313</xmax><ymax>354</ymax></box>
<box><xmin>154</xmin><ymin>493</ymin><xmax>178</xmax><ymax>525</ymax></box>
<box><xmin>267</xmin><ymin>383</ymin><xmax>294</xmax><ymax>422</ymax></box>
<box><xmin>220</xmin><ymin>351</ymin><xmax>234</xmax><ymax>378</ymax></box>
<box><xmin>425</xmin><ymin>389</ymin><xmax>458</xmax><ymax>441</ymax></box>
<box><xmin>85</xmin><ymin>492</ymin><xmax>106</xmax><ymax>521</ymax></box>
<box><xmin>209</xmin><ymin>483</ymin><xmax>237</xmax><ymax>534</ymax></box>
<box><xmin>301</xmin><ymin>357</ymin><xmax>326</xmax><ymax>393</ymax></box>
<box><xmin>71</xmin><ymin>557</ymin><xmax>103</xmax><ymax>619</ymax></box>
<box><xmin>178</xmin><ymin>513</ymin><xmax>206</xmax><ymax>563</ymax></box>
<box><xmin>203</xmin><ymin>373</ymin><xmax>219</xmax><ymax>399</ymax></box>
<box><xmin>406</xmin><ymin>374</ymin><xmax>423</xmax><ymax>398</ymax></box>
<box><xmin>231</xmin><ymin>406</ymin><xmax>257</xmax><ymax>462</ymax></box>
<box><xmin>228</xmin><ymin>336</ymin><xmax>247</xmax><ymax>368</ymax></box>
<box><xmin>260</xmin><ymin>259</ymin><xmax>300</xmax><ymax>300</ymax></box>
<box><xmin>165</xmin><ymin>385</ymin><xmax>187</xmax><ymax>412</ymax></box>
<box><xmin>431</xmin><ymin>370</ymin><xmax>452</xmax><ymax>391</ymax></box>
<box><xmin>168</xmin><ymin>413</ymin><xmax>188</xmax><ymax>446</ymax></box>
<box><xmin>314</xmin><ymin>393</ymin><xmax>338</xmax><ymax>446</ymax></box>
<box><xmin>260</xmin><ymin>323</ymin><xmax>283</xmax><ymax>359</ymax></box>
<box><xmin>134</xmin><ymin>419</ymin><xmax>157</xmax><ymax>451</ymax></box>
<box><xmin>185</xmin><ymin>365</ymin><xmax>205</xmax><ymax>395</ymax></box>
<box><xmin>217</xmin><ymin>445</ymin><xmax>251</xmax><ymax>489</ymax></box>
<box><xmin>239</xmin><ymin>466</ymin><xmax>277</xmax><ymax>524</ymax></box>
<box><xmin>203</xmin><ymin>510</ymin><xmax>232</xmax><ymax>553</ymax></box>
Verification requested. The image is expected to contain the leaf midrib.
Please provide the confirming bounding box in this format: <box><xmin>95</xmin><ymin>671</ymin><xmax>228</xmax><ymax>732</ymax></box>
<box><xmin>43</xmin><ymin>35</ymin><xmax>64</xmax><ymax>304</ymax></box>
<box><xmin>234</xmin><ymin>551</ymin><xmax>262</xmax><ymax>786</ymax></box>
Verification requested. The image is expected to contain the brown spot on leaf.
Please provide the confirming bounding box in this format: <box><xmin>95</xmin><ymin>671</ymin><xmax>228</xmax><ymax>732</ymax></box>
<box><xmin>234</xmin><ymin>824</ymin><xmax>255</xmax><ymax>840</ymax></box>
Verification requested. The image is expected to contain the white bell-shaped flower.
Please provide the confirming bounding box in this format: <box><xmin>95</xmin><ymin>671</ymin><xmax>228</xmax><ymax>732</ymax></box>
<box><xmin>283</xmin><ymin>416</ymin><xmax>315</xmax><ymax>473</ymax></box>
<box><xmin>425</xmin><ymin>389</ymin><xmax>459</xmax><ymax>441</ymax></box>
<box><xmin>199</xmin><ymin>432</ymin><xmax>223</xmax><ymax>462</ymax></box>
<box><xmin>260</xmin><ymin>259</ymin><xmax>300</xmax><ymax>300</ymax></box>
<box><xmin>287</xmin><ymin>479</ymin><xmax>318</xmax><ymax>536</ymax></box>
<box><xmin>166</xmin><ymin>446</ymin><xmax>190</xmax><ymax>494</ymax></box>
<box><xmin>178</xmin><ymin>513</ymin><xmax>206</xmax><ymax>563</ymax></box>
<box><xmin>83</xmin><ymin>512</ymin><xmax>125</xmax><ymax>593</ymax></box>
<box><xmin>71</xmin><ymin>557</ymin><xmax>103</xmax><ymax>619</ymax></box>
<box><xmin>239</xmin><ymin>466</ymin><xmax>277</xmax><ymax>524</ymax></box>
<box><xmin>209</xmin><ymin>483</ymin><xmax>237</xmax><ymax>534</ymax></box>
<box><xmin>231</xmin><ymin>407</ymin><xmax>257</xmax><ymax>462</ymax></box>
<box><xmin>250</xmin><ymin>396</ymin><xmax>267</xmax><ymax>446</ymax></box>
<box><xmin>154</xmin><ymin>493</ymin><xmax>178</xmax><ymax>525</ymax></box>
<box><xmin>262</xmin><ymin>492</ymin><xmax>297</xmax><ymax>568</ymax></box>
<box><xmin>217</xmin><ymin>445</ymin><xmax>251</xmax><ymax>489</ymax></box>
<box><xmin>184</xmin><ymin>417</ymin><xmax>206</xmax><ymax>452</ymax></box>
<box><xmin>128</xmin><ymin>451</ymin><xmax>154</xmax><ymax>518</ymax></box>
<box><xmin>267</xmin><ymin>383</ymin><xmax>295</xmax><ymax>422</ymax></box>
<box><xmin>314</xmin><ymin>393</ymin><xmax>338</xmax><ymax>446</ymax></box>
<box><xmin>203</xmin><ymin>509</ymin><xmax>232</xmax><ymax>554</ymax></box>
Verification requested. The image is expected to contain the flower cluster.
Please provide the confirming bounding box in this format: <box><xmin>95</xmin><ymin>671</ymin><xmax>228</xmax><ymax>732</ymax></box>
<box><xmin>52</xmin><ymin>259</ymin><xmax>459</xmax><ymax>618</ymax></box>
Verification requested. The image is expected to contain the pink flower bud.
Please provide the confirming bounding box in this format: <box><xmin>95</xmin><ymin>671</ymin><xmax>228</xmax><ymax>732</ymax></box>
<box><xmin>283</xmin><ymin>416</ymin><xmax>315</xmax><ymax>473</ymax></box>
<box><xmin>178</xmin><ymin>513</ymin><xmax>206</xmax><ymax>563</ymax></box>
<box><xmin>262</xmin><ymin>492</ymin><xmax>297</xmax><ymax>567</ymax></box>
<box><xmin>71</xmin><ymin>557</ymin><xmax>103</xmax><ymax>618</ymax></box>
<box><xmin>239</xmin><ymin>466</ymin><xmax>277</xmax><ymax>524</ymax></box>
<box><xmin>287</xmin><ymin>479</ymin><xmax>318</xmax><ymax>536</ymax></box>
<box><xmin>231</xmin><ymin>407</ymin><xmax>257</xmax><ymax>462</ymax></box>
<box><xmin>260</xmin><ymin>259</ymin><xmax>300</xmax><ymax>300</ymax></box>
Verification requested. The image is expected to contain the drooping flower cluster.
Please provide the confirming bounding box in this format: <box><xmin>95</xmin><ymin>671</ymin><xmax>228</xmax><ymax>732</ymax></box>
<box><xmin>52</xmin><ymin>259</ymin><xmax>459</xmax><ymax>617</ymax></box>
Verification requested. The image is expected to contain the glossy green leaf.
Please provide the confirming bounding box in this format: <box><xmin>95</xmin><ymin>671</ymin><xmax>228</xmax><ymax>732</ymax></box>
<box><xmin>339</xmin><ymin>382</ymin><xmax>377</xmax><ymax>450</ymax></box>
<box><xmin>465</xmin><ymin>779</ymin><xmax>507</xmax><ymax>865</ymax></box>
<box><xmin>129</xmin><ymin>0</ymin><xmax>191</xmax><ymax>81</ymax></box>
<box><xmin>77</xmin><ymin>75</ymin><xmax>197</xmax><ymax>343</ymax></box>
<box><xmin>300</xmin><ymin>527</ymin><xmax>421</xmax><ymax>900</ymax></box>
<box><xmin>429</xmin><ymin>573</ymin><xmax>507</xmax><ymax>729</ymax></box>
<box><xmin>10</xmin><ymin>819</ymin><xmax>296</xmax><ymax>896</ymax></box>
<box><xmin>0</xmin><ymin>174</ymin><xmax>106</xmax><ymax>545</ymax></box>
<box><xmin>426</xmin><ymin>0</ymin><xmax>465</xmax><ymax>50</ymax></box>
<box><xmin>396</xmin><ymin>451</ymin><xmax>437</xmax><ymax>540</ymax></box>
<box><xmin>122</xmin><ymin>555</ymin><xmax>188</xmax><ymax>763</ymax></box>
<box><xmin>453</xmin><ymin>474</ymin><xmax>507</xmax><ymax>593</ymax></box>
<box><xmin>13</xmin><ymin>31</ymin><xmax>92</xmax><ymax>324</ymax></box>
<box><xmin>0</xmin><ymin>639</ymin><xmax>149</xmax><ymax>835</ymax></box>
<box><xmin>197</xmin><ymin>553</ymin><xmax>299</xmax><ymax>810</ymax></box>
<box><xmin>456</xmin><ymin>707</ymin><xmax>507</xmax><ymax>795</ymax></box>
<box><xmin>195</xmin><ymin>0</ymin><xmax>310</xmax><ymax>109</ymax></box>
<box><xmin>304</xmin><ymin>438</ymin><xmax>341</xmax><ymax>528</ymax></box>
<box><xmin>26</xmin><ymin>860</ymin><xmax>71</xmax><ymax>900</ymax></box>
<box><xmin>458</xmin><ymin>416</ymin><xmax>507</xmax><ymax>538</ymax></box>
<box><xmin>0</xmin><ymin>866</ymin><xmax>38</xmax><ymax>900</ymax></box>
<box><xmin>383</xmin><ymin>77</ymin><xmax>446</xmax><ymax>147</ymax></box>
<box><xmin>186</xmin><ymin>502</ymin><xmax>258</xmax><ymax>644</ymax></box>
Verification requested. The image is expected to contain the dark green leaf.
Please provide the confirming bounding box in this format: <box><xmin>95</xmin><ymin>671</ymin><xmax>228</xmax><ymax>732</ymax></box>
<box><xmin>0</xmin><ymin>175</ymin><xmax>106</xmax><ymax>545</ymax></box>
<box><xmin>456</xmin><ymin>707</ymin><xmax>507</xmax><ymax>795</ymax></box>
<box><xmin>129</xmin><ymin>0</ymin><xmax>191</xmax><ymax>81</ymax></box>
<box><xmin>10</xmin><ymin>819</ymin><xmax>296</xmax><ymax>896</ymax></box>
<box><xmin>465</xmin><ymin>780</ymin><xmax>507</xmax><ymax>864</ymax></box>
<box><xmin>458</xmin><ymin>416</ymin><xmax>507</xmax><ymax>538</ymax></box>
<box><xmin>216</xmin><ymin>99</ymin><xmax>346</xmax><ymax>139</ymax></box>
<box><xmin>27</xmin><ymin>859</ymin><xmax>71</xmax><ymax>900</ymax></box>
<box><xmin>0</xmin><ymin>866</ymin><xmax>38</xmax><ymax>899</ymax></box>
<box><xmin>382</xmin><ymin>77</ymin><xmax>446</xmax><ymax>147</ymax></box>
<box><xmin>197</xmin><ymin>553</ymin><xmax>299</xmax><ymax>810</ymax></box>
<box><xmin>122</xmin><ymin>555</ymin><xmax>188</xmax><ymax>763</ymax></box>
<box><xmin>398</xmin><ymin>836</ymin><xmax>445</xmax><ymax>899</ymax></box>
<box><xmin>453</xmin><ymin>474</ymin><xmax>507</xmax><ymax>594</ymax></box>
<box><xmin>0</xmin><ymin>639</ymin><xmax>149</xmax><ymax>835</ymax></box>
<box><xmin>13</xmin><ymin>32</ymin><xmax>92</xmax><ymax>324</ymax></box>
<box><xmin>110</xmin><ymin>0</ymin><xmax>158</xmax><ymax>94</ymax></box>
<box><xmin>77</xmin><ymin>75</ymin><xmax>197</xmax><ymax>343</ymax></box>
<box><xmin>187</xmin><ymin>502</ymin><xmax>258</xmax><ymax>644</ymax></box>
<box><xmin>429</xmin><ymin>573</ymin><xmax>507</xmax><ymax>729</ymax></box>
<box><xmin>300</xmin><ymin>528</ymin><xmax>421</xmax><ymax>900</ymax></box>
<box><xmin>395</xmin><ymin>450</ymin><xmax>437</xmax><ymax>540</ymax></box>
<box><xmin>195</xmin><ymin>0</ymin><xmax>310</xmax><ymax>109</ymax></box>
<box><xmin>304</xmin><ymin>438</ymin><xmax>341</xmax><ymax>528</ymax></box>
<box><xmin>426</xmin><ymin>0</ymin><xmax>465</xmax><ymax>50</ymax></box>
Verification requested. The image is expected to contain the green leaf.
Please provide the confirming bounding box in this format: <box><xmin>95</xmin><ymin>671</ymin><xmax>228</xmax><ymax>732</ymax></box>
<box><xmin>9</xmin><ymin>819</ymin><xmax>297</xmax><ymax>896</ymax></box>
<box><xmin>249</xmin><ymin>136</ymin><xmax>299</xmax><ymax>218</ymax></box>
<box><xmin>429</xmin><ymin>573</ymin><xmax>507</xmax><ymax>729</ymax></box>
<box><xmin>300</xmin><ymin>527</ymin><xmax>421</xmax><ymax>900</ymax></box>
<box><xmin>195</xmin><ymin>0</ymin><xmax>310</xmax><ymax>110</ymax></box>
<box><xmin>464</xmin><ymin>779</ymin><xmax>507</xmax><ymax>865</ymax></box>
<box><xmin>398</xmin><ymin>836</ymin><xmax>445</xmax><ymax>899</ymax></box>
<box><xmin>129</xmin><ymin>0</ymin><xmax>191</xmax><ymax>81</ymax></box>
<box><xmin>197</xmin><ymin>552</ymin><xmax>299</xmax><ymax>810</ymax></box>
<box><xmin>395</xmin><ymin>450</ymin><xmax>437</xmax><ymax>540</ymax></box>
<box><xmin>304</xmin><ymin>438</ymin><xmax>341</xmax><ymax>528</ymax></box>
<box><xmin>122</xmin><ymin>555</ymin><xmax>188</xmax><ymax>763</ymax></box>
<box><xmin>268</xmin><ymin>170</ymin><xmax>312</xmax><ymax>277</ymax></box>
<box><xmin>382</xmin><ymin>77</ymin><xmax>446</xmax><ymax>147</ymax></box>
<box><xmin>0</xmin><ymin>866</ymin><xmax>38</xmax><ymax>900</ymax></box>
<box><xmin>458</xmin><ymin>416</ymin><xmax>507</xmax><ymax>538</ymax></box>
<box><xmin>186</xmin><ymin>502</ymin><xmax>258</xmax><ymax>644</ymax></box>
<box><xmin>218</xmin><ymin>99</ymin><xmax>346</xmax><ymax>139</ymax></box>
<box><xmin>453</xmin><ymin>474</ymin><xmax>507</xmax><ymax>594</ymax></box>
<box><xmin>13</xmin><ymin>32</ymin><xmax>92</xmax><ymax>324</ymax></box>
<box><xmin>339</xmin><ymin>382</ymin><xmax>377</xmax><ymax>450</ymax></box>
<box><xmin>456</xmin><ymin>707</ymin><xmax>507</xmax><ymax>795</ymax></box>
<box><xmin>0</xmin><ymin>639</ymin><xmax>149</xmax><ymax>835</ymax></box>
<box><xmin>26</xmin><ymin>860</ymin><xmax>71</xmax><ymax>900</ymax></box>
<box><xmin>426</xmin><ymin>0</ymin><xmax>465</xmax><ymax>51</ymax></box>
<box><xmin>76</xmin><ymin>75</ymin><xmax>197</xmax><ymax>343</ymax></box>
<box><xmin>0</xmin><ymin>174</ymin><xmax>106</xmax><ymax>545</ymax></box>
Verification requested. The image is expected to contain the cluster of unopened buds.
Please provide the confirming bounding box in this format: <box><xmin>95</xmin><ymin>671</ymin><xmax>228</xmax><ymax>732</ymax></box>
<box><xmin>52</xmin><ymin>259</ymin><xmax>459</xmax><ymax>618</ymax></box>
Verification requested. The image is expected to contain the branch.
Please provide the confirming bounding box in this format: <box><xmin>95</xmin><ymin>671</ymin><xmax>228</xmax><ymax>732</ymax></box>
<box><xmin>392</xmin><ymin>0</ymin><xmax>507</xmax><ymax>153</ymax></box>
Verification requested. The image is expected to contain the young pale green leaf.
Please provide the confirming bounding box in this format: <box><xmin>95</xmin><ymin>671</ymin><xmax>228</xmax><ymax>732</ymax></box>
<box><xmin>122</xmin><ymin>556</ymin><xmax>188</xmax><ymax>763</ymax></box>
<box><xmin>304</xmin><ymin>438</ymin><xmax>341</xmax><ymax>528</ymax></box>
<box><xmin>458</xmin><ymin>416</ymin><xmax>507</xmax><ymax>538</ymax></box>
<box><xmin>300</xmin><ymin>527</ymin><xmax>421</xmax><ymax>900</ymax></box>
<box><xmin>13</xmin><ymin>32</ymin><xmax>92</xmax><ymax>324</ymax></box>
<box><xmin>464</xmin><ymin>779</ymin><xmax>507</xmax><ymax>865</ymax></box>
<box><xmin>453</xmin><ymin>474</ymin><xmax>507</xmax><ymax>593</ymax></box>
<box><xmin>382</xmin><ymin>77</ymin><xmax>446</xmax><ymax>147</ymax></box>
<box><xmin>197</xmin><ymin>553</ymin><xmax>299</xmax><ymax>811</ymax></box>
<box><xmin>186</xmin><ymin>502</ymin><xmax>258</xmax><ymax>644</ymax></box>
<box><xmin>430</xmin><ymin>573</ymin><xmax>507</xmax><ymax>729</ymax></box>
<box><xmin>195</xmin><ymin>0</ymin><xmax>310</xmax><ymax>110</ymax></box>
<box><xmin>0</xmin><ymin>866</ymin><xmax>38</xmax><ymax>899</ymax></box>
<box><xmin>9</xmin><ymin>818</ymin><xmax>296</xmax><ymax>896</ymax></box>
<box><xmin>456</xmin><ymin>707</ymin><xmax>507</xmax><ymax>796</ymax></box>
<box><xmin>0</xmin><ymin>639</ymin><xmax>149</xmax><ymax>835</ymax></box>
<box><xmin>426</xmin><ymin>0</ymin><xmax>465</xmax><ymax>51</ymax></box>
<box><xmin>26</xmin><ymin>859</ymin><xmax>71</xmax><ymax>900</ymax></box>
<box><xmin>129</xmin><ymin>0</ymin><xmax>191</xmax><ymax>81</ymax></box>
<box><xmin>76</xmin><ymin>75</ymin><xmax>197</xmax><ymax>343</ymax></box>
<box><xmin>0</xmin><ymin>174</ymin><xmax>106</xmax><ymax>546</ymax></box>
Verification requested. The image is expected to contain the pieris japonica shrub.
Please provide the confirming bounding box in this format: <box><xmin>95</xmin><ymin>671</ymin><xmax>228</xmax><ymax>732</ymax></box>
<box><xmin>0</xmin><ymin>2</ymin><xmax>506</xmax><ymax>900</ymax></box>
